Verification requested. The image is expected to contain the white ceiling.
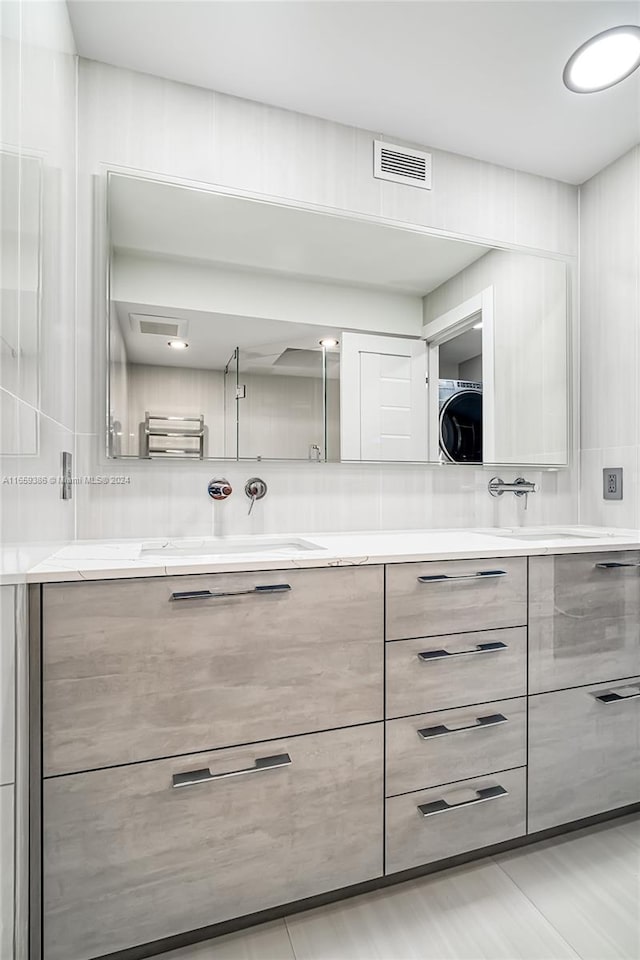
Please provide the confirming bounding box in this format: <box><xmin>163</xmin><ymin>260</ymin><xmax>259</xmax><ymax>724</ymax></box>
<box><xmin>115</xmin><ymin>300</ymin><xmax>342</xmax><ymax>374</ymax></box>
<box><xmin>68</xmin><ymin>0</ymin><xmax>640</xmax><ymax>184</ymax></box>
<box><xmin>440</xmin><ymin>328</ymin><xmax>483</xmax><ymax>368</ymax></box>
<box><xmin>108</xmin><ymin>174</ymin><xmax>489</xmax><ymax>295</ymax></box>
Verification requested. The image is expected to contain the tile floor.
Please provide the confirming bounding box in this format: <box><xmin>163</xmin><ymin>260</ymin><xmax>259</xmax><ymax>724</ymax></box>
<box><xmin>155</xmin><ymin>814</ymin><xmax>639</xmax><ymax>960</ymax></box>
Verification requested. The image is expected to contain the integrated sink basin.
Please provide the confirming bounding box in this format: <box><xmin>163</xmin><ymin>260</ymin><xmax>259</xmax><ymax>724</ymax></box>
<box><xmin>140</xmin><ymin>537</ymin><xmax>324</xmax><ymax>559</ymax></box>
<box><xmin>488</xmin><ymin>529</ymin><xmax>615</xmax><ymax>541</ymax></box>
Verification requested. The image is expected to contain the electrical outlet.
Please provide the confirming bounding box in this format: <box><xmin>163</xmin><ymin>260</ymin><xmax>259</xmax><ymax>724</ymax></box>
<box><xmin>603</xmin><ymin>467</ymin><xmax>623</xmax><ymax>501</ymax></box>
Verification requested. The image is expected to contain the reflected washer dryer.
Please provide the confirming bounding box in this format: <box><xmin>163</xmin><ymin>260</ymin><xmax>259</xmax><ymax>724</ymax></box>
<box><xmin>439</xmin><ymin>379</ymin><xmax>483</xmax><ymax>463</ymax></box>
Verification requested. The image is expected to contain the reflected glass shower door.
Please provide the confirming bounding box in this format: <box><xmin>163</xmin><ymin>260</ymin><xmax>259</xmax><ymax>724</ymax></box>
<box><xmin>223</xmin><ymin>347</ymin><xmax>239</xmax><ymax>459</ymax></box>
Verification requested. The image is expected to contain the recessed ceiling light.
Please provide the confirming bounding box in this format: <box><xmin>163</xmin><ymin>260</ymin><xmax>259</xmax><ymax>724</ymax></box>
<box><xmin>563</xmin><ymin>25</ymin><xmax>640</xmax><ymax>93</ymax></box>
<box><xmin>167</xmin><ymin>339</ymin><xmax>189</xmax><ymax>349</ymax></box>
<box><xmin>319</xmin><ymin>338</ymin><xmax>340</xmax><ymax>348</ymax></box>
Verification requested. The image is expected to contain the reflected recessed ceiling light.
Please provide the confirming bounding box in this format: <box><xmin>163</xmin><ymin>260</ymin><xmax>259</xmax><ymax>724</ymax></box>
<box><xmin>563</xmin><ymin>25</ymin><xmax>640</xmax><ymax>93</ymax></box>
<box><xmin>319</xmin><ymin>338</ymin><xmax>340</xmax><ymax>348</ymax></box>
<box><xmin>473</xmin><ymin>322</ymin><xmax>483</xmax><ymax>330</ymax></box>
<box><xmin>167</xmin><ymin>339</ymin><xmax>189</xmax><ymax>349</ymax></box>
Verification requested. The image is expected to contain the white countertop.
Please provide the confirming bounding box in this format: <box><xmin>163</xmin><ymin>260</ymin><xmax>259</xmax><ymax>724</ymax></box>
<box><xmin>7</xmin><ymin>525</ymin><xmax>640</xmax><ymax>584</ymax></box>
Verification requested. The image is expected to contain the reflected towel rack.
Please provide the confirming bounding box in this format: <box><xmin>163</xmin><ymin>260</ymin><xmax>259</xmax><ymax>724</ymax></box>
<box><xmin>143</xmin><ymin>413</ymin><xmax>205</xmax><ymax>459</ymax></box>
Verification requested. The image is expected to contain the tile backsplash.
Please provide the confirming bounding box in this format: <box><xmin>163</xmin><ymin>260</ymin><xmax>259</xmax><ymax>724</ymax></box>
<box><xmin>579</xmin><ymin>146</ymin><xmax>640</xmax><ymax>529</ymax></box>
<box><xmin>75</xmin><ymin>433</ymin><xmax>577</xmax><ymax>540</ymax></box>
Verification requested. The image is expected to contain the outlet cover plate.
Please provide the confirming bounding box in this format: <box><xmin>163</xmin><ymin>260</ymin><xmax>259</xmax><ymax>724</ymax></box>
<box><xmin>603</xmin><ymin>467</ymin><xmax>623</xmax><ymax>501</ymax></box>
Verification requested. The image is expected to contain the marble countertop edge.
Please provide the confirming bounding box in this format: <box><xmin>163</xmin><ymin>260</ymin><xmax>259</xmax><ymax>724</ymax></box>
<box><xmin>4</xmin><ymin>525</ymin><xmax>640</xmax><ymax>585</ymax></box>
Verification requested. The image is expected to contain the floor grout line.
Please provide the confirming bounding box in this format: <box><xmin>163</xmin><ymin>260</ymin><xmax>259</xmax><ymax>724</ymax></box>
<box><xmin>490</xmin><ymin>852</ymin><xmax>584</xmax><ymax>960</ymax></box>
<box><xmin>283</xmin><ymin>915</ymin><xmax>299</xmax><ymax>960</ymax></box>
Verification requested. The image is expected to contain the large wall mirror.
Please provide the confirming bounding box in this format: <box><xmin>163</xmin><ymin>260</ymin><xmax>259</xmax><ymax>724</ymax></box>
<box><xmin>106</xmin><ymin>173</ymin><xmax>570</xmax><ymax>465</ymax></box>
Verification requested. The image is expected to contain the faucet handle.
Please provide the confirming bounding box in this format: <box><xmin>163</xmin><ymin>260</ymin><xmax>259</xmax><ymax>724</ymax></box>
<box><xmin>208</xmin><ymin>478</ymin><xmax>233</xmax><ymax>500</ymax></box>
<box><xmin>245</xmin><ymin>477</ymin><xmax>267</xmax><ymax>515</ymax></box>
<box><xmin>514</xmin><ymin>477</ymin><xmax>539</xmax><ymax>510</ymax></box>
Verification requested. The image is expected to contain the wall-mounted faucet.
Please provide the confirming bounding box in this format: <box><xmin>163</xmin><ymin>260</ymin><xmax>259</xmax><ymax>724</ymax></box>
<box><xmin>488</xmin><ymin>476</ymin><xmax>538</xmax><ymax>510</ymax></box>
<box><xmin>245</xmin><ymin>477</ymin><xmax>267</xmax><ymax>515</ymax></box>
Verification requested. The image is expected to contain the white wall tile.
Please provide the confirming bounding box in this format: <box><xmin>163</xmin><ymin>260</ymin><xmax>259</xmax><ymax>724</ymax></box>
<box><xmin>513</xmin><ymin>169</ymin><xmax>578</xmax><ymax>256</ymax></box>
<box><xmin>213</xmin><ymin>92</ymin><xmax>384</xmax><ymax>217</ymax></box>
<box><xmin>1</xmin><ymin>409</ymin><xmax>74</xmax><ymax>546</ymax></box>
<box><xmin>580</xmin><ymin>147</ymin><xmax>639</xmax><ymax>454</ymax></box>
<box><xmin>1</xmin><ymin>0</ymin><xmax>77</xmax><ymax>557</ymax></box>
<box><xmin>579</xmin><ymin>146</ymin><xmax>640</xmax><ymax>527</ymax></box>
<box><xmin>75</xmin><ymin>426</ymin><xmax>577</xmax><ymax>540</ymax></box>
<box><xmin>0</xmin><ymin>389</ymin><xmax>39</xmax><ymax>457</ymax></box>
<box><xmin>0</xmin><ymin>27</ymin><xmax>20</xmax><ymax>147</ymax></box>
<box><xmin>19</xmin><ymin>6</ymin><xmax>77</xmax><ymax>432</ymax></box>
<box><xmin>379</xmin><ymin>147</ymin><xmax>518</xmax><ymax>249</ymax></box>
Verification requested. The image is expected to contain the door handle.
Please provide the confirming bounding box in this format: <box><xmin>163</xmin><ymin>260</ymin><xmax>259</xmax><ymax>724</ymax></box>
<box><xmin>170</xmin><ymin>584</ymin><xmax>291</xmax><ymax>601</ymax></box>
<box><xmin>172</xmin><ymin>753</ymin><xmax>292</xmax><ymax>788</ymax></box>
<box><xmin>417</xmin><ymin>713</ymin><xmax>508</xmax><ymax>740</ymax></box>
<box><xmin>594</xmin><ymin>686</ymin><xmax>640</xmax><ymax>704</ymax></box>
<box><xmin>595</xmin><ymin>561</ymin><xmax>640</xmax><ymax>569</ymax></box>
<box><xmin>417</xmin><ymin>570</ymin><xmax>507</xmax><ymax>584</ymax></box>
<box><xmin>418</xmin><ymin>784</ymin><xmax>508</xmax><ymax>818</ymax></box>
<box><xmin>418</xmin><ymin>641</ymin><xmax>507</xmax><ymax>662</ymax></box>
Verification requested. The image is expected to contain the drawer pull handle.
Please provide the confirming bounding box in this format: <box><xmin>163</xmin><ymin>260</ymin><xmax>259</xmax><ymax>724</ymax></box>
<box><xmin>417</xmin><ymin>713</ymin><xmax>508</xmax><ymax>740</ymax></box>
<box><xmin>170</xmin><ymin>584</ymin><xmax>291</xmax><ymax>601</ymax></box>
<box><xmin>418</xmin><ymin>784</ymin><xmax>508</xmax><ymax>818</ymax></box>
<box><xmin>417</xmin><ymin>570</ymin><xmax>507</xmax><ymax>585</ymax></box>
<box><xmin>595</xmin><ymin>687</ymin><xmax>640</xmax><ymax>704</ymax></box>
<box><xmin>595</xmin><ymin>561</ymin><xmax>640</xmax><ymax>569</ymax></box>
<box><xmin>418</xmin><ymin>641</ymin><xmax>507</xmax><ymax>662</ymax></box>
<box><xmin>172</xmin><ymin>752</ymin><xmax>292</xmax><ymax>788</ymax></box>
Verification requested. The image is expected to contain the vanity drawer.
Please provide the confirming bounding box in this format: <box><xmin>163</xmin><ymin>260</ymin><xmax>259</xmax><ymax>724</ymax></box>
<box><xmin>385</xmin><ymin>628</ymin><xmax>526</xmax><ymax>718</ymax></box>
<box><xmin>43</xmin><ymin>723</ymin><xmax>383</xmax><ymax>960</ymax></box>
<box><xmin>529</xmin><ymin>553</ymin><xmax>640</xmax><ymax>693</ymax></box>
<box><xmin>528</xmin><ymin>678</ymin><xmax>640</xmax><ymax>833</ymax></box>
<box><xmin>386</xmin><ymin>766</ymin><xmax>526</xmax><ymax>874</ymax></box>
<box><xmin>43</xmin><ymin>566</ymin><xmax>383</xmax><ymax>776</ymax></box>
<box><xmin>386</xmin><ymin>557</ymin><xmax>527</xmax><ymax>641</ymax></box>
<box><xmin>386</xmin><ymin>697</ymin><xmax>526</xmax><ymax>797</ymax></box>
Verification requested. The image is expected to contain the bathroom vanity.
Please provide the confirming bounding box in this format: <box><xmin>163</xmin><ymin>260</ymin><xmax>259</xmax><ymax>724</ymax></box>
<box><xmin>27</xmin><ymin>529</ymin><xmax>640</xmax><ymax>960</ymax></box>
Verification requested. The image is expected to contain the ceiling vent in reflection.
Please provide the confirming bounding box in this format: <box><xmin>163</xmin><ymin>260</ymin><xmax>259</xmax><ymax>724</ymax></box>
<box><xmin>129</xmin><ymin>313</ymin><xmax>188</xmax><ymax>338</ymax></box>
<box><xmin>268</xmin><ymin>347</ymin><xmax>340</xmax><ymax>379</ymax></box>
<box><xmin>373</xmin><ymin>140</ymin><xmax>432</xmax><ymax>190</ymax></box>
<box><xmin>273</xmin><ymin>348</ymin><xmax>320</xmax><ymax>371</ymax></box>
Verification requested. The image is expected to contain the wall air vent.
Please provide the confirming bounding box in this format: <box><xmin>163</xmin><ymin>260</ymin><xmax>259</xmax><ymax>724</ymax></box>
<box><xmin>129</xmin><ymin>314</ymin><xmax>188</xmax><ymax>338</ymax></box>
<box><xmin>373</xmin><ymin>140</ymin><xmax>432</xmax><ymax>190</ymax></box>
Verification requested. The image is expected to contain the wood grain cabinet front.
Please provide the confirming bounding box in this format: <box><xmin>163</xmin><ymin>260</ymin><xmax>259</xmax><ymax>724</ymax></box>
<box><xmin>385</xmin><ymin>557</ymin><xmax>527</xmax><ymax>641</ymax></box>
<box><xmin>43</xmin><ymin>724</ymin><xmax>384</xmax><ymax>960</ymax></box>
<box><xmin>386</xmin><ymin>697</ymin><xmax>526</xmax><ymax>797</ymax></box>
<box><xmin>386</xmin><ymin>628</ymin><xmax>527</xmax><ymax>718</ymax></box>
<box><xmin>385</xmin><ymin>767</ymin><xmax>526</xmax><ymax>874</ymax></box>
<box><xmin>528</xmin><ymin>678</ymin><xmax>640</xmax><ymax>832</ymax></box>
<box><xmin>43</xmin><ymin>566</ymin><xmax>384</xmax><ymax>776</ymax></box>
<box><xmin>529</xmin><ymin>553</ymin><xmax>640</xmax><ymax>694</ymax></box>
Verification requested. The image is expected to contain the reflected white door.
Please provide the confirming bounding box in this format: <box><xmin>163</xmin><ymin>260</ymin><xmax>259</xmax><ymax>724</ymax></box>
<box><xmin>340</xmin><ymin>333</ymin><xmax>427</xmax><ymax>461</ymax></box>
